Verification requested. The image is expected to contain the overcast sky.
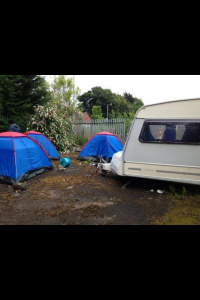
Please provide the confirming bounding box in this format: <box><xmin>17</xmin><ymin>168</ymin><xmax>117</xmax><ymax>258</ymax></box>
<box><xmin>44</xmin><ymin>75</ymin><xmax>200</xmax><ymax>106</ymax></box>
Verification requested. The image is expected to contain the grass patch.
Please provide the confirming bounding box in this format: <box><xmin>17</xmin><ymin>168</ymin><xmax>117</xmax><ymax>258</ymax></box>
<box><xmin>159</xmin><ymin>201</ymin><xmax>200</xmax><ymax>225</ymax></box>
<box><xmin>156</xmin><ymin>184</ymin><xmax>200</xmax><ymax>225</ymax></box>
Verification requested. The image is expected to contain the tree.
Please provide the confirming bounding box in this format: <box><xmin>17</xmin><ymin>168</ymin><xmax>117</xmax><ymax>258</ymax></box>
<box><xmin>124</xmin><ymin>92</ymin><xmax>144</xmax><ymax>113</ymax></box>
<box><xmin>78</xmin><ymin>87</ymin><xmax>144</xmax><ymax>120</ymax></box>
<box><xmin>51</xmin><ymin>75</ymin><xmax>80</xmax><ymax>116</ymax></box>
<box><xmin>0</xmin><ymin>75</ymin><xmax>51</xmax><ymax>132</ymax></box>
<box><xmin>78</xmin><ymin>87</ymin><xmax>114</xmax><ymax>117</ymax></box>
<box><xmin>27</xmin><ymin>75</ymin><xmax>81</xmax><ymax>152</ymax></box>
<box><xmin>91</xmin><ymin>106</ymin><xmax>103</xmax><ymax>120</ymax></box>
<box><xmin>27</xmin><ymin>104</ymin><xmax>75</xmax><ymax>152</ymax></box>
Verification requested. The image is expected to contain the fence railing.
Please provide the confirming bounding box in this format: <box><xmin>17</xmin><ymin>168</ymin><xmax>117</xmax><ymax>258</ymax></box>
<box><xmin>73</xmin><ymin>119</ymin><xmax>126</xmax><ymax>142</ymax></box>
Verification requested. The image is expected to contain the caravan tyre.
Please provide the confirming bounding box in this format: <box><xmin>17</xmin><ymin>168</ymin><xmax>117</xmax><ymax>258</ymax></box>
<box><xmin>101</xmin><ymin>170</ymin><xmax>107</xmax><ymax>177</ymax></box>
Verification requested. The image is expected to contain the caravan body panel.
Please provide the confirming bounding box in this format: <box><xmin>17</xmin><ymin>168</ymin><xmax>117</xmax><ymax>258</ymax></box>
<box><xmin>124</xmin><ymin>119</ymin><xmax>200</xmax><ymax>166</ymax></box>
<box><xmin>124</xmin><ymin>162</ymin><xmax>200</xmax><ymax>185</ymax></box>
<box><xmin>120</xmin><ymin>98</ymin><xmax>200</xmax><ymax>185</ymax></box>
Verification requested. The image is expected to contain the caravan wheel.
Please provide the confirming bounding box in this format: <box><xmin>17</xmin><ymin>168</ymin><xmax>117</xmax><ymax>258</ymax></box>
<box><xmin>101</xmin><ymin>170</ymin><xmax>107</xmax><ymax>177</ymax></box>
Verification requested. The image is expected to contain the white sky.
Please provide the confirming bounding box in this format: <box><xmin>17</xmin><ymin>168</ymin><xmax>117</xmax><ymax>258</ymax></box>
<box><xmin>44</xmin><ymin>75</ymin><xmax>200</xmax><ymax>106</ymax></box>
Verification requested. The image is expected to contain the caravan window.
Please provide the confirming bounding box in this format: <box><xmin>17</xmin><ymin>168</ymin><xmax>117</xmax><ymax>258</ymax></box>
<box><xmin>140</xmin><ymin>121</ymin><xmax>200</xmax><ymax>144</ymax></box>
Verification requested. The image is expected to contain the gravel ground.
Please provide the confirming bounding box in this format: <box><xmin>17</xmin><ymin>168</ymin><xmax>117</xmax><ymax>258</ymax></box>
<box><xmin>0</xmin><ymin>153</ymin><xmax>177</xmax><ymax>225</ymax></box>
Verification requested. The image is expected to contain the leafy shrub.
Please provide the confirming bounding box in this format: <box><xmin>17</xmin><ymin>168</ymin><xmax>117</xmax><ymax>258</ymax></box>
<box><xmin>74</xmin><ymin>135</ymin><xmax>88</xmax><ymax>147</ymax></box>
<box><xmin>27</xmin><ymin>104</ymin><xmax>75</xmax><ymax>152</ymax></box>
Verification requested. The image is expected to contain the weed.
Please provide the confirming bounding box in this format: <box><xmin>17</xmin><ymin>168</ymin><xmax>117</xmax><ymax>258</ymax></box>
<box><xmin>74</xmin><ymin>136</ymin><xmax>88</xmax><ymax>147</ymax></box>
<box><xmin>182</xmin><ymin>187</ymin><xmax>187</xmax><ymax>199</ymax></box>
<box><xmin>169</xmin><ymin>185</ymin><xmax>188</xmax><ymax>200</ymax></box>
<box><xmin>169</xmin><ymin>185</ymin><xmax>176</xmax><ymax>196</ymax></box>
<box><xmin>86</xmin><ymin>159</ymin><xmax>92</xmax><ymax>163</ymax></box>
<box><xmin>169</xmin><ymin>185</ymin><xmax>180</xmax><ymax>198</ymax></box>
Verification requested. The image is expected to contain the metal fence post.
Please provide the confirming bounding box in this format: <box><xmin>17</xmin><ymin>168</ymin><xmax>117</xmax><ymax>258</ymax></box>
<box><xmin>90</xmin><ymin>120</ymin><xmax>93</xmax><ymax>138</ymax></box>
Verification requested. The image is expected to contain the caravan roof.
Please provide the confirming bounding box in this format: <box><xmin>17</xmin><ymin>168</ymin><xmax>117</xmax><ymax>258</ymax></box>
<box><xmin>137</xmin><ymin>98</ymin><xmax>200</xmax><ymax>119</ymax></box>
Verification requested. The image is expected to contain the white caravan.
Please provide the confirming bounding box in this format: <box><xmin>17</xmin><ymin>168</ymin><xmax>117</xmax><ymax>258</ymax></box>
<box><xmin>103</xmin><ymin>98</ymin><xmax>200</xmax><ymax>185</ymax></box>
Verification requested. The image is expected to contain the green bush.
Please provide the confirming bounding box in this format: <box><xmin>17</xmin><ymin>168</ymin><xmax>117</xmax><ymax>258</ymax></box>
<box><xmin>27</xmin><ymin>104</ymin><xmax>75</xmax><ymax>152</ymax></box>
<box><xmin>74</xmin><ymin>135</ymin><xmax>88</xmax><ymax>147</ymax></box>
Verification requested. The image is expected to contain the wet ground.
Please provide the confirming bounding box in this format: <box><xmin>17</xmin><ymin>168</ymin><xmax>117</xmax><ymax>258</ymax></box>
<box><xmin>1</xmin><ymin>153</ymin><xmax>200</xmax><ymax>225</ymax></box>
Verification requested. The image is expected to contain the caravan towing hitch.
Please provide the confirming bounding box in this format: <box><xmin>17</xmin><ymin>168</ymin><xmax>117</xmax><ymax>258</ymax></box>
<box><xmin>96</xmin><ymin>157</ymin><xmax>109</xmax><ymax>177</ymax></box>
<box><xmin>96</xmin><ymin>157</ymin><xmax>112</xmax><ymax>177</ymax></box>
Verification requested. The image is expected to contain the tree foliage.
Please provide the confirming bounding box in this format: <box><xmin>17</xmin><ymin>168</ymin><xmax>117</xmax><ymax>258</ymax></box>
<box><xmin>0</xmin><ymin>75</ymin><xmax>51</xmax><ymax>132</ymax></box>
<box><xmin>123</xmin><ymin>92</ymin><xmax>144</xmax><ymax>114</ymax></box>
<box><xmin>91</xmin><ymin>106</ymin><xmax>103</xmax><ymax>120</ymax></box>
<box><xmin>51</xmin><ymin>75</ymin><xmax>80</xmax><ymax>116</ymax></box>
<box><xmin>27</xmin><ymin>104</ymin><xmax>75</xmax><ymax>152</ymax></box>
<box><xmin>27</xmin><ymin>76</ymin><xmax>78</xmax><ymax>152</ymax></box>
<box><xmin>78</xmin><ymin>87</ymin><xmax>144</xmax><ymax>121</ymax></box>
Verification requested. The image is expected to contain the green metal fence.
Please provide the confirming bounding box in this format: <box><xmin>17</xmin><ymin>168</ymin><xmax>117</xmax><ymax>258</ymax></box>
<box><xmin>73</xmin><ymin>119</ymin><xmax>126</xmax><ymax>142</ymax></box>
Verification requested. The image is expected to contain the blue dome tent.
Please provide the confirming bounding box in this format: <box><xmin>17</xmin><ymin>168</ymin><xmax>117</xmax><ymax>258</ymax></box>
<box><xmin>0</xmin><ymin>132</ymin><xmax>52</xmax><ymax>184</ymax></box>
<box><xmin>25</xmin><ymin>131</ymin><xmax>60</xmax><ymax>160</ymax></box>
<box><xmin>78</xmin><ymin>132</ymin><xmax>123</xmax><ymax>162</ymax></box>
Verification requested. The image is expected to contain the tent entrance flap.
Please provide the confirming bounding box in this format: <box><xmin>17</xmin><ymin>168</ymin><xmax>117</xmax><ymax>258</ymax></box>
<box><xmin>88</xmin><ymin>138</ymin><xmax>100</xmax><ymax>156</ymax></box>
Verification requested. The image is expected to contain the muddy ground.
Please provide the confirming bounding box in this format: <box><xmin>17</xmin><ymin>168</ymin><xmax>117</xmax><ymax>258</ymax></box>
<box><xmin>1</xmin><ymin>153</ymin><xmax>200</xmax><ymax>225</ymax></box>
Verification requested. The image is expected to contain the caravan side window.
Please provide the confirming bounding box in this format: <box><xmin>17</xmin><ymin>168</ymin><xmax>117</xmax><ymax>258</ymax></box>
<box><xmin>140</xmin><ymin>121</ymin><xmax>200</xmax><ymax>144</ymax></box>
